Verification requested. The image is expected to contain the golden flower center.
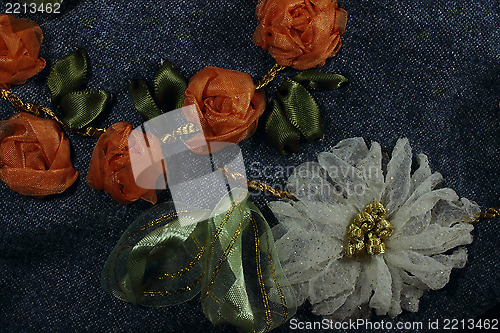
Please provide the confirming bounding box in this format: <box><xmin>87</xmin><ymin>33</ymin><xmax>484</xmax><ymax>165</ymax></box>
<box><xmin>345</xmin><ymin>202</ymin><xmax>393</xmax><ymax>261</ymax></box>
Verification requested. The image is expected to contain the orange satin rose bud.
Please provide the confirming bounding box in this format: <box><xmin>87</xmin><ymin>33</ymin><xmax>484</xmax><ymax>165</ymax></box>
<box><xmin>182</xmin><ymin>67</ymin><xmax>266</xmax><ymax>153</ymax></box>
<box><xmin>253</xmin><ymin>0</ymin><xmax>347</xmax><ymax>70</ymax></box>
<box><xmin>0</xmin><ymin>14</ymin><xmax>46</xmax><ymax>89</ymax></box>
<box><xmin>87</xmin><ymin>122</ymin><xmax>165</xmax><ymax>205</ymax></box>
<box><xmin>0</xmin><ymin>112</ymin><xmax>78</xmax><ymax>197</ymax></box>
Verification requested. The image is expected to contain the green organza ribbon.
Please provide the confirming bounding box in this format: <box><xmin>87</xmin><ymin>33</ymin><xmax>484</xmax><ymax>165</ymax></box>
<box><xmin>265</xmin><ymin>71</ymin><xmax>348</xmax><ymax>155</ymax></box>
<box><xmin>129</xmin><ymin>61</ymin><xmax>187</xmax><ymax>120</ymax></box>
<box><xmin>47</xmin><ymin>49</ymin><xmax>110</xmax><ymax>129</ymax></box>
<box><xmin>102</xmin><ymin>189</ymin><xmax>296</xmax><ymax>333</ymax></box>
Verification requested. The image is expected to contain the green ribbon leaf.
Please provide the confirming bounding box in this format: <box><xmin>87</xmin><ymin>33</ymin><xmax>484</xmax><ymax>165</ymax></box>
<box><xmin>129</xmin><ymin>62</ymin><xmax>187</xmax><ymax>121</ymax></box>
<box><xmin>265</xmin><ymin>99</ymin><xmax>301</xmax><ymax>155</ymax></box>
<box><xmin>153</xmin><ymin>61</ymin><xmax>187</xmax><ymax>111</ymax></box>
<box><xmin>277</xmin><ymin>79</ymin><xmax>323</xmax><ymax>142</ymax></box>
<box><xmin>47</xmin><ymin>48</ymin><xmax>88</xmax><ymax>104</ymax></box>
<box><xmin>291</xmin><ymin>71</ymin><xmax>348</xmax><ymax>91</ymax></box>
<box><xmin>101</xmin><ymin>190</ymin><xmax>297</xmax><ymax>333</ymax></box>
<box><xmin>265</xmin><ymin>72</ymin><xmax>348</xmax><ymax>155</ymax></box>
<box><xmin>59</xmin><ymin>90</ymin><xmax>111</xmax><ymax>129</ymax></box>
<box><xmin>129</xmin><ymin>80</ymin><xmax>163</xmax><ymax>121</ymax></box>
<box><xmin>46</xmin><ymin>48</ymin><xmax>111</xmax><ymax>131</ymax></box>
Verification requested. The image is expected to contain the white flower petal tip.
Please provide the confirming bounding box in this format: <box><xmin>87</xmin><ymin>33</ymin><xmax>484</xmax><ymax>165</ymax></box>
<box><xmin>270</xmin><ymin>137</ymin><xmax>480</xmax><ymax>320</ymax></box>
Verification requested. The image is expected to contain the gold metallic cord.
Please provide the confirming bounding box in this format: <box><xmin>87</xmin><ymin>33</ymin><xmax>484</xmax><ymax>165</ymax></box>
<box><xmin>161</xmin><ymin>122</ymin><xmax>199</xmax><ymax>144</ymax></box>
<box><xmin>0</xmin><ymin>88</ymin><xmax>105</xmax><ymax>138</ymax></box>
<box><xmin>220</xmin><ymin>166</ymin><xmax>298</xmax><ymax>201</ymax></box>
<box><xmin>472</xmin><ymin>206</ymin><xmax>500</xmax><ymax>223</ymax></box>
<box><xmin>255</xmin><ymin>64</ymin><xmax>286</xmax><ymax>90</ymax></box>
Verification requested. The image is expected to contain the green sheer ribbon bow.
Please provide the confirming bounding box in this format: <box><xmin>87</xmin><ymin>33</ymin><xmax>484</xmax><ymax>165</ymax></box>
<box><xmin>47</xmin><ymin>48</ymin><xmax>111</xmax><ymax>130</ymax></box>
<box><xmin>265</xmin><ymin>71</ymin><xmax>348</xmax><ymax>155</ymax></box>
<box><xmin>102</xmin><ymin>189</ymin><xmax>296</xmax><ymax>333</ymax></box>
<box><xmin>129</xmin><ymin>62</ymin><xmax>187</xmax><ymax>121</ymax></box>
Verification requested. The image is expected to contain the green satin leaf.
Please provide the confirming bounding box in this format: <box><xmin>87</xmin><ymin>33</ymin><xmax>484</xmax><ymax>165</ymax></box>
<box><xmin>265</xmin><ymin>99</ymin><xmax>301</xmax><ymax>155</ymax></box>
<box><xmin>47</xmin><ymin>48</ymin><xmax>88</xmax><ymax>104</ymax></box>
<box><xmin>59</xmin><ymin>90</ymin><xmax>111</xmax><ymax>129</ymax></box>
<box><xmin>291</xmin><ymin>71</ymin><xmax>348</xmax><ymax>91</ymax></box>
<box><xmin>153</xmin><ymin>61</ymin><xmax>187</xmax><ymax>111</ymax></box>
<box><xmin>102</xmin><ymin>189</ymin><xmax>297</xmax><ymax>332</ymax></box>
<box><xmin>277</xmin><ymin>79</ymin><xmax>323</xmax><ymax>142</ymax></box>
<box><xmin>129</xmin><ymin>80</ymin><xmax>164</xmax><ymax>121</ymax></box>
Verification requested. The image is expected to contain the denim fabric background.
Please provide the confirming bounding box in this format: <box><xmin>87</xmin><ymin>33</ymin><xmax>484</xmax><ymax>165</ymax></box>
<box><xmin>0</xmin><ymin>0</ymin><xmax>499</xmax><ymax>332</ymax></box>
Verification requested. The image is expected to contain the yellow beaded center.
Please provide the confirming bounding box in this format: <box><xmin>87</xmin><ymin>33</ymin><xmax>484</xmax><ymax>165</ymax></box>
<box><xmin>346</xmin><ymin>202</ymin><xmax>393</xmax><ymax>261</ymax></box>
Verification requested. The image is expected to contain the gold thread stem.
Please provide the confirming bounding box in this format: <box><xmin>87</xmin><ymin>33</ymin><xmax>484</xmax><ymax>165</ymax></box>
<box><xmin>220</xmin><ymin>167</ymin><xmax>298</xmax><ymax>201</ymax></box>
<box><xmin>472</xmin><ymin>206</ymin><xmax>500</xmax><ymax>223</ymax></box>
<box><xmin>0</xmin><ymin>88</ymin><xmax>105</xmax><ymax>138</ymax></box>
<box><xmin>255</xmin><ymin>63</ymin><xmax>286</xmax><ymax>90</ymax></box>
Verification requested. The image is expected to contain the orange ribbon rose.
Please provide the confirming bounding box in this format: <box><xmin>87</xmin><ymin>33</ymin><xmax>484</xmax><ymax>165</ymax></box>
<box><xmin>0</xmin><ymin>14</ymin><xmax>46</xmax><ymax>89</ymax></box>
<box><xmin>253</xmin><ymin>0</ymin><xmax>347</xmax><ymax>70</ymax></box>
<box><xmin>87</xmin><ymin>122</ymin><xmax>165</xmax><ymax>205</ymax></box>
<box><xmin>182</xmin><ymin>67</ymin><xmax>266</xmax><ymax>153</ymax></box>
<box><xmin>0</xmin><ymin>112</ymin><xmax>78</xmax><ymax>197</ymax></box>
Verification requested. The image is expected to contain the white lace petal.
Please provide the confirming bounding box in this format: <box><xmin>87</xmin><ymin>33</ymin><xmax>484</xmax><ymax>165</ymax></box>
<box><xmin>273</xmin><ymin>228</ymin><xmax>342</xmax><ymax>281</ymax></box>
<box><xmin>291</xmin><ymin>282</ymin><xmax>310</xmax><ymax>306</ymax></box>
<box><xmin>330</xmin><ymin>266</ymin><xmax>373</xmax><ymax>319</ymax></box>
<box><xmin>399</xmin><ymin>212</ymin><xmax>432</xmax><ymax>236</ymax></box>
<box><xmin>388</xmin><ymin>223</ymin><xmax>473</xmax><ymax>255</ymax></box>
<box><xmin>387</xmin><ymin>265</ymin><xmax>403</xmax><ymax>318</ymax></box>
<box><xmin>409</xmin><ymin>154</ymin><xmax>432</xmax><ymax>195</ymax></box>
<box><xmin>294</xmin><ymin>200</ymin><xmax>358</xmax><ymax>240</ymax></box>
<box><xmin>358</xmin><ymin>141</ymin><xmax>385</xmax><ymax>202</ymax></box>
<box><xmin>432</xmin><ymin>247</ymin><xmax>468</xmax><ymax>268</ymax></box>
<box><xmin>434</xmin><ymin>197</ymin><xmax>481</xmax><ymax>227</ymax></box>
<box><xmin>393</xmin><ymin>172</ymin><xmax>443</xmax><ymax>220</ymax></box>
<box><xmin>401</xmin><ymin>284</ymin><xmax>424</xmax><ymax>312</ymax></box>
<box><xmin>383</xmin><ymin>138</ymin><xmax>412</xmax><ymax>216</ymax></box>
<box><xmin>368</xmin><ymin>255</ymin><xmax>392</xmax><ymax>316</ymax></box>
<box><xmin>391</xmin><ymin>188</ymin><xmax>460</xmax><ymax>231</ymax></box>
<box><xmin>312</xmin><ymin>290</ymin><xmax>354</xmax><ymax>316</ymax></box>
<box><xmin>268</xmin><ymin>201</ymin><xmax>303</xmax><ymax>221</ymax></box>
<box><xmin>384</xmin><ymin>250</ymin><xmax>455</xmax><ymax>290</ymax></box>
<box><xmin>309</xmin><ymin>259</ymin><xmax>361</xmax><ymax>308</ymax></box>
<box><xmin>318</xmin><ymin>151</ymin><xmax>371</xmax><ymax>210</ymax></box>
<box><xmin>317</xmin><ymin>137</ymin><xmax>384</xmax><ymax>209</ymax></box>
<box><xmin>328</xmin><ymin>137</ymin><xmax>371</xmax><ymax>164</ymax></box>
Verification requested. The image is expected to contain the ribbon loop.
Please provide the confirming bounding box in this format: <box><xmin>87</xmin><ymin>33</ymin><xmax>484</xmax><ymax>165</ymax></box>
<box><xmin>47</xmin><ymin>48</ymin><xmax>88</xmax><ymax>104</ymax></box>
<box><xmin>102</xmin><ymin>190</ymin><xmax>297</xmax><ymax>332</ymax></box>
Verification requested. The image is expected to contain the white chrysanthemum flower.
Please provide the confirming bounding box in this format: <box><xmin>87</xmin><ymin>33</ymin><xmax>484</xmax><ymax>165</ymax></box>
<box><xmin>269</xmin><ymin>137</ymin><xmax>480</xmax><ymax>319</ymax></box>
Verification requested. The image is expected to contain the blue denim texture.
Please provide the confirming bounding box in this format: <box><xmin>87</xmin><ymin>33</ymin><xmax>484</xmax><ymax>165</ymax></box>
<box><xmin>0</xmin><ymin>0</ymin><xmax>499</xmax><ymax>331</ymax></box>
